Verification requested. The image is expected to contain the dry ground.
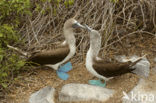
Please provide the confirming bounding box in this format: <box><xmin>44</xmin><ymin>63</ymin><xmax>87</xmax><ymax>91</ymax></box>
<box><xmin>1</xmin><ymin>35</ymin><xmax>156</xmax><ymax>103</ymax></box>
<box><xmin>4</xmin><ymin>65</ymin><xmax>156</xmax><ymax>103</ymax></box>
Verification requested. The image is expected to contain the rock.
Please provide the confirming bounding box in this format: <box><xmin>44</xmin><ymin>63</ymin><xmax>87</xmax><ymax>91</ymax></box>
<box><xmin>115</xmin><ymin>55</ymin><xmax>150</xmax><ymax>77</ymax></box>
<box><xmin>153</xmin><ymin>57</ymin><xmax>156</xmax><ymax>73</ymax></box>
<box><xmin>115</xmin><ymin>55</ymin><xmax>127</xmax><ymax>62</ymax></box>
<box><xmin>152</xmin><ymin>66</ymin><xmax>156</xmax><ymax>73</ymax></box>
<box><xmin>29</xmin><ymin>86</ymin><xmax>55</xmax><ymax>103</ymax></box>
<box><xmin>122</xmin><ymin>79</ymin><xmax>156</xmax><ymax>103</ymax></box>
<box><xmin>154</xmin><ymin>57</ymin><xmax>156</xmax><ymax>62</ymax></box>
<box><xmin>59</xmin><ymin>83</ymin><xmax>114</xmax><ymax>102</ymax></box>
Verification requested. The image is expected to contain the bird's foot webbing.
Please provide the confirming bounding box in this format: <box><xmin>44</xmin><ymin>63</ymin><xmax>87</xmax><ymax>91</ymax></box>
<box><xmin>88</xmin><ymin>79</ymin><xmax>106</xmax><ymax>87</ymax></box>
<box><xmin>56</xmin><ymin>62</ymin><xmax>72</xmax><ymax>80</ymax></box>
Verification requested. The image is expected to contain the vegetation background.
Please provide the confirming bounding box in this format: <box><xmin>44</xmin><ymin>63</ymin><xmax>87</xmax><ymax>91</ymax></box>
<box><xmin>0</xmin><ymin>0</ymin><xmax>156</xmax><ymax>102</ymax></box>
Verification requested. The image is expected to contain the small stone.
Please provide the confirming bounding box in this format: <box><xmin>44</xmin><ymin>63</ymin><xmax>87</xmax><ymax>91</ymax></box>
<box><xmin>122</xmin><ymin>79</ymin><xmax>156</xmax><ymax>103</ymax></box>
<box><xmin>29</xmin><ymin>86</ymin><xmax>55</xmax><ymax>103</ymax></box>
<box><xmin>59</xmin><ymin>83</ymin><xmax>114</xmax><ymax>102</ymax></box>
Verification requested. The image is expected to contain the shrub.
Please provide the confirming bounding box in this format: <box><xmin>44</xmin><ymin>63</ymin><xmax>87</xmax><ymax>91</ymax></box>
<box><xmin>0</xmin><ymin>0</ymin><xmax>31</xmax><ymax>89</ymax></box>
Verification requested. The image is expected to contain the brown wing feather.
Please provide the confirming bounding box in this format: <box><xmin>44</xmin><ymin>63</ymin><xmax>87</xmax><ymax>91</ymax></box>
<box><xmin>93</xmin><ymin>59</ymin><xmax>134</xmax><ymax>78</ymax></box>
<box><xmin>27</xmin><ymin>45</ymin><xmax>70</xmax><ymax>65</ymax></box>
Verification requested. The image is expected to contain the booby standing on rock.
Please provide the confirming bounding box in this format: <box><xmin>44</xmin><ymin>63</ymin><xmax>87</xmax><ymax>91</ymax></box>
<box><xmin>27</xmin><ymin>18</ymin><xmax>85</xmax><ymax>80</ymax></box>
<box><xmin>85</xmin><ymin>25</ymin><xmax>147</xmax><ymax>87</ymax></box>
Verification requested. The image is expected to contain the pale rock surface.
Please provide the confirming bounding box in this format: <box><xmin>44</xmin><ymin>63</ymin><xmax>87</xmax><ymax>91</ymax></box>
<box><xmin>29</xmin><ymin>86</ymin><xmax>55</xmax><ymax>103</ymax></box>
<box><xmin>115</xmin><ymin>55</ymin><xmax>150</xmax><ymax>77</ymax></box>
<box><xmin>122</xmin><ymin>79</ymin><xmax>156</xmax><ymax>103</ymax></box>
<box><xmin>152</xmin><ymin>66</ymin><xmax>156</xmax><ymax>73</ymax></box>
<box><xmin>153</xmin><ymin>58</ymin><xmax>156</xmax><ymax>73</ymax></box>
<box><xmin>59</xmin><ymin>83</ymin><xmax>115</xmax><ymax>102</ymax></box>
<box><xmin>154</xmin><ymin>57</ymin><xmax>156</xmax><ymax>62</ymax></box>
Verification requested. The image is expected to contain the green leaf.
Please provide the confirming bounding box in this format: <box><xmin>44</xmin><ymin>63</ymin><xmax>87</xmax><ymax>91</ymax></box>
<box><xmin>53</xmin><ymin>8</ymin><xmax>57</xmax><ymax>16</ymax></box>
<box><xmin>17</xmin><ymin>61</ymin><xmax>25</xmax><ymax>67</ymax></box>
<box><xmin>0</xmin><ymin>48</ymin><xmax>4</xmax><ymax>53</ymax></box>
<box><xmin>2</xmin><ymin>72</ymin><xmax>7</xmax><ymax>77</ymax></box>
<box><xmin>0</xmin><ymin>55</ymin><xmax>3</xmax><ymax>61</ymax></box>
<box><xmin>35</xmin><ymin>4</ymin><xmax>41</xmax><ymax>12</ymax></box>
<box><xmin>110</xmin><ymin>0</ymin><xmax>119</xmax><ymax>3</ymax></box>
<box><xmin>68</xmin><ymin>0</ymin><xmax>74</xmax><ymax>5</ymax></box>
<box><xmin>2</xmin><ymin>83</ymin><xmax>8</xmax><ymax>88</ymax></box>
<box><xmin>0</xmin><ymin>33</ymin><xmax>3</xmax><ymax>37</ymax></box>
<box><xmin>14</xmin><ymin>78</ymin><xmax>18</xmax><ymax>80</ymax></box>
<box><xmin>64</xmin><ymin>1</ymin><xmax>68</xmax><ymax>7</ymax></box>
<box><xmin>48</xmin><ymin>0</ymin><xmax>51</xmax><ymax>2</ymax></box>
<box><xmin>57</xmin><ymin>0</ymin><xmax>61</xmax><ymax>3</ymax></box>
<box><xmin>16</xmin><ymin>60</ymin><xmax>25</xmax><ymax>70</ymax></box>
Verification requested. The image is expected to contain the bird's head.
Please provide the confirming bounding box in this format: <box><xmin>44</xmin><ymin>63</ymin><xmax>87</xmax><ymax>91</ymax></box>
<box><xmin>64</xmin><ymin>18</ymin><xmax>85</xmax><ymax>30</ymax></box>
<box><xmin>84</xmin><ymin>24</ymin><xmax>101</xmax><ymax>40</ymax></box>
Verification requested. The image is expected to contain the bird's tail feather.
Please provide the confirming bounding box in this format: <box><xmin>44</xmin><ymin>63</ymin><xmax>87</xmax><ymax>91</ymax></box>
<box><xmin>129</xmin><ymin>58</ymin><xmax>143</xmax><ymax>67</ymax></box>
<box><xmin>129</xmin><ymin>54</ymin><xmax>147</xmax><ymax>67</ymax></box>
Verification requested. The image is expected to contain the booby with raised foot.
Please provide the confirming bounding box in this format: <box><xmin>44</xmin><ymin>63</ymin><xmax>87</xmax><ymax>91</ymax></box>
<box><xmin>85</xmin><ymin>25</ymin><xmax>147</xmax><ymax>87</ymax></box>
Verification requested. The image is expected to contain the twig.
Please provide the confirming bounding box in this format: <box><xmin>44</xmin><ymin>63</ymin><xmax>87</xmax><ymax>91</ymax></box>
<box><xmin>7</xmin><ymin>45</ymin><xmax>28</xmax><ymax>57</ymax></box>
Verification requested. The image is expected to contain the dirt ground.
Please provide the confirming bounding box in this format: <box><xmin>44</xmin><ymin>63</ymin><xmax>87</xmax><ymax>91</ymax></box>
<box><xmin>3</xmin><ymin>65</ymin><xmax>156</xmax><ymax>103</ymax></box>
<box><xmin>1</xmin><ymin>35</ymin><xmax>156</xmax><ymax>103</ymax></box>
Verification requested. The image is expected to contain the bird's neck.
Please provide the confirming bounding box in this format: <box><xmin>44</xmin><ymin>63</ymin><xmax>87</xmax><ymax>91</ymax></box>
<box><xmin>86</xmin><ymin>39</ymin><xmax>101</xmax><ymax>75</ymax></box>
<box><xmin>63</xmin><ymin>28</ymin><xmax>76</xmax><ymax>57</ymax></box>
<box><xmin>87</xmin><ymin>37</ymin><xmax>101</xmax><ymax>61</ymax></box>
<box><xmin>64</xmin><ymin>29</ymin><xmax>76</xmax><ymax>47</ymax></box>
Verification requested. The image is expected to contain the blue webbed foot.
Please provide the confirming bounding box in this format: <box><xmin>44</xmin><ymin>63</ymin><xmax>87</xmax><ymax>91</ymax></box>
<box><xmin>56</xmin><ymin>62</ymin><xmax>72</xmax><ymax>80</ymax></box>
<box><xmin>88</xmin><ymin>79</ymin><xmax>106</xmax><ymax>87</ymax></box>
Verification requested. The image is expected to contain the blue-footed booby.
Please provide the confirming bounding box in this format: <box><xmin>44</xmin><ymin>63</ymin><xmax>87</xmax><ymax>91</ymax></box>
<box><xmin>27</xmin><ymin>18</ymin><xmax>85</xmax><ymax>79</ymax></box>
<box><xmin>7</xmin><ymin>18</ymin><xmax>85</xmax><ymax>80</ymax></box>
<box><xmin>85</xmin><ymin>25</ymin><xmax>147</xmax><ymax>87</ymax></box>
<box><xmin>27</xmin><ymin>18</ymin><xmax>85</xmax><ymax>78</ymax></box>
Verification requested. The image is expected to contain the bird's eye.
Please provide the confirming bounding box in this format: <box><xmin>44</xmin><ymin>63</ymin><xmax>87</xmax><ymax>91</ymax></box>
<box><xmin>72</xmin><ymin>22</ymin><xmax>85</xmax><ymax>29</ymax></box>
<box><xmin>72</xmin><ymin>23</ymin><xmax>79</xmax><ymax>28</ymax></box>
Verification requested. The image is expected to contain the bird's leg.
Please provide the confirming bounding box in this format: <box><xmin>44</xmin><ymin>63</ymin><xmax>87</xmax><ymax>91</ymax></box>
<box><xmin>100</xmin><ymin>79</ymin><xmax>106</xmax><ymax>85</ymax></box>
<box><xmin>45</xmin><ymin>64</ymin><xmax>59</xmax><ymax>70</ymax></box>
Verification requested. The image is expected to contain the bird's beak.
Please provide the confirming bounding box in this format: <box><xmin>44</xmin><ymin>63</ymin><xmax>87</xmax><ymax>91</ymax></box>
<box><xmin>72</xmin><ymin>22</ymin><xmax>86</xmax><ymax>29</ymax></box>
<box><xmin>84</xmin><ymin>24</ymin><xmax>92</xmax><ymax>32</ymax></box>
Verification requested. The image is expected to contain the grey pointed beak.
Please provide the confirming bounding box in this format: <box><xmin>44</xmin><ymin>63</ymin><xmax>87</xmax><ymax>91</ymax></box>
<box><xmin>84</xmin><ymin>24</ymin><xmax>92</xmax><ymax>32</ymax></box>
<box><xmin>72</xmin><ymin>22</ymin><xmax>86</xmax><ymax>29</ymax></box>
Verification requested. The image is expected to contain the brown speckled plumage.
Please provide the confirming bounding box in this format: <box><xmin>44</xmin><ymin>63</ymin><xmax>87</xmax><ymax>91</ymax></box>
<box><xmin>93</xmin><ymin>58</ymin><xmax>142</xmax><ymax>78</ymax></box>
<box><xmin>27</xmin><ymin>45</ymin><xmax>70</xmax><ymax>65</ymax></box>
